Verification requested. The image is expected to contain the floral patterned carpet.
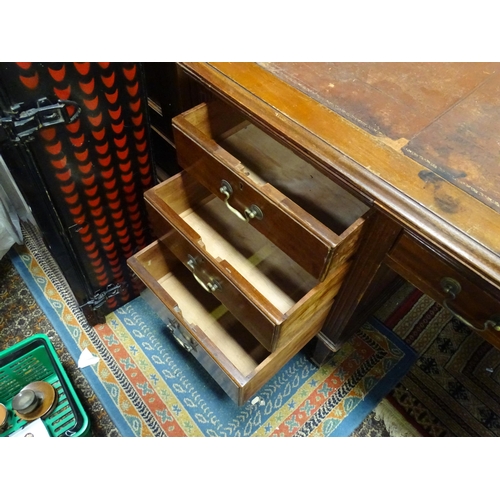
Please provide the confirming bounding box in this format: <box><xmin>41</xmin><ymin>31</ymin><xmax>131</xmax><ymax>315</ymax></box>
<box><xmin>3</xmin><ymin>225</ymin><xmax>499</xmax><ymax>437</ymax></box>
<box><xmin>374</xmin><ymin>283</ymin><xmax>500</xmax><ymax>436</ymax></box>
<box><xmin>1</xmin><ymin>240</ymin><xmax>416</xmax><ymax>437</ymax></box>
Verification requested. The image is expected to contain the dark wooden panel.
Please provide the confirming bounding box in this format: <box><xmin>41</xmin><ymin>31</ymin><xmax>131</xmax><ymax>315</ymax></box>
<box><xmin>386</xmin><ymin>231</ymin><xmax>500</xmax><ymax>347</ymax></box>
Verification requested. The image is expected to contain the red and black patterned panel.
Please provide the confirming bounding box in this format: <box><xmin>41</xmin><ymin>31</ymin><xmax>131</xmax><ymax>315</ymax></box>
<box><xmin>1</xmin><ymin>62</ymin><xmax>156</xmax><ymax>319</ymax></box>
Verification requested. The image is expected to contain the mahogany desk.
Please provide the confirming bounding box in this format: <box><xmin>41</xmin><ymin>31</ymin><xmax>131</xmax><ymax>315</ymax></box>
<box><xmin>177</xmin><ymin>62</ymin><xmax>500</xmax><ymax>364</ymax></box>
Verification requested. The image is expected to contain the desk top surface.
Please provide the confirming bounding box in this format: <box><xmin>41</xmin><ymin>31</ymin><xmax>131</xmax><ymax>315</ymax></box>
<box><xmin>179</xmin><ymin>63</ymin><xmax>500</xmax><ymax>286</ymax></box>
<box><xmin>260</xmin><ymin>62</ymin><xmax>500</xmax><ymax>215</ymax></box>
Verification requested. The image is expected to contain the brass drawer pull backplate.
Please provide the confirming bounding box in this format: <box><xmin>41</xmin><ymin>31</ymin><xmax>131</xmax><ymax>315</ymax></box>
<box><xmin>187</xmin><ymin>255</ymin><xmax>221</xmax><ymax>293</ymax></box>
<box><xmin>220</xmin><ymin>180</ymin><xmax>263</xmax><ymax>222</ymax></box>
<box><xmin>167</xmin><ymin>319</ymin><xmax>197</xmax><ymax>353</ymax></box>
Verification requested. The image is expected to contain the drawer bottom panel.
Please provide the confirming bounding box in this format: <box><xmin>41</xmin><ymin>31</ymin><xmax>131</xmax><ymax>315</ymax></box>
<box><xmin>142</xmin><ymin>288</ymin><xmax>241</xmax><ymax>403</ymax></box>
<box><xmin>128</xmin><ymin>240</ymin><xmax>340</xmax><ymax>404</ymax></box>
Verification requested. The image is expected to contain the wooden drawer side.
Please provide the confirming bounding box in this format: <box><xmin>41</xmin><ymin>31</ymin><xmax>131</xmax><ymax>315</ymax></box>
<box><xmin>276</xmin><ymin>260</ymin><xmax>351</xmax><ymax>350</ymax></box>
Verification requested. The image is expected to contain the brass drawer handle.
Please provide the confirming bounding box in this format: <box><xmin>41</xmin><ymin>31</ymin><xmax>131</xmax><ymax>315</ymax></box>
<box><xmin>187</xmin><ymin>255</ymin><xmax>221</xmax><ymax>293</ymax></box>
<box><xmin>220</xmin><ymin>180</ymin><xmax>263</xmax><ymax>222</ymax></box>
<box><xmin>440</xmin><ymin>277</ymin><xmax>500</xmax><ymax>332</ymax></box>
<box><xmin>167</xmin><ymin>319</ymin><xmax>197</xmax><ymax>353</ymax></box>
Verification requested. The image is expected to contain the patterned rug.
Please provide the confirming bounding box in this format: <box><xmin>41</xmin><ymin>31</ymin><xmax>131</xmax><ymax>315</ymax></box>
<box><xmin>3</xmin><ymin>234</ymin><xmax>416</xmax><ymax>437</ymax></box>
<box><xmin>373</xmin><ymin>283</ymin><xmax>500</xmax><ymax>437</ymax></box>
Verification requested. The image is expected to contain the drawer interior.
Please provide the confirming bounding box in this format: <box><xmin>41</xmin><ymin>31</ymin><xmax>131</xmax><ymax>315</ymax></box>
<box><xmin>135</xmin><ymin>242</ymin><xmax>268</xmax><ymax>377</ymax></box>
<box><xmin>180</xmin><ymin>100</ymin><xmax>369</xmax><ymax>235</ymax></box>
<box><xmin>151</xmin><ymin>173</ymin><xmax>319</xmax><ymax>316</ymax></box>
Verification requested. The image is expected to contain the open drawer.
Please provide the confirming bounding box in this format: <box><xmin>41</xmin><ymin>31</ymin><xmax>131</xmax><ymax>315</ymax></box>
<box><xmin>145</xmin><ymin>171</ymin><xmax>352</xmax><ymax>352</ymax></box>
<box><xmin>172</xmin><ymin>100</ymin><xmax>369</xmax><ymax>281</ymax></box>
<box><xmin>128</xmin><ymin>240</ymin><xmax>341</xmax><ymax>405</ymax></box>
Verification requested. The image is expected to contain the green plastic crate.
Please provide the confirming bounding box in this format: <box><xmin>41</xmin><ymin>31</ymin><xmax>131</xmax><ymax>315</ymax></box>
<box><xmin>0</xmin><ymin>334</ymin><xmax>90</xmax><ymax>437</ymax></box>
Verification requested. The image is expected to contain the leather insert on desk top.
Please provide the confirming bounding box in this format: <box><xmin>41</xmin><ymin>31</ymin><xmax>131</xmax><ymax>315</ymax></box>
<box><xmin>259</xmin><ymin>62</ymin><xmax>500</xmax><ymax>214</ymax></box>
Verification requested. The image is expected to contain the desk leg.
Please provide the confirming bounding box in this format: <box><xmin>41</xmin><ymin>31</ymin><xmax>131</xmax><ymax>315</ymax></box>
<box><xmin>311</xmin><ymin>210</ymin><xmax>402</xmax><ymax>365</ymax></box>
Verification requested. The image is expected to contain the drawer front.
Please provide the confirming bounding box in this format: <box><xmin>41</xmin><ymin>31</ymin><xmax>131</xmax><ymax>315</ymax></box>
<box><xmin>387</xmin><ymin>232</ymin><xmax>500</xmax><ymax>343</ymax></box>
<box><xmin>141</xmin><ymin>288</ymin><xmax>240</xmax><ymax>404</ymax></box>
<box><xmin>146</xmin><ymin>200</ymin><xmax>278</xmax><ymax>352</ymax></box>
<box><xmin>172</xmin><ymin>101</ymin><xmax>368</xmax><ymax>281</ymax></box>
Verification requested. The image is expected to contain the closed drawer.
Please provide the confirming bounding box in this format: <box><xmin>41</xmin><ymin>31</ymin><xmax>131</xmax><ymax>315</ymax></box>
<box><xmin>172</xmin><ymin>100</ymin><xmax>369</xmax><ymax>281</ymax></box>
<box><xmin>387</xmin><ymin>232</ymin><xmax>500</xmax><ymax>346</ymax></box>
<box><xmin>128</xmin><ymin>240</ymin><xmax>330</xmax><ymax>405</ymax></box>
<box><xmin>145</xmin><ymin>171</ymin><xmax>351</xmax><ymax>352</ymax></box>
